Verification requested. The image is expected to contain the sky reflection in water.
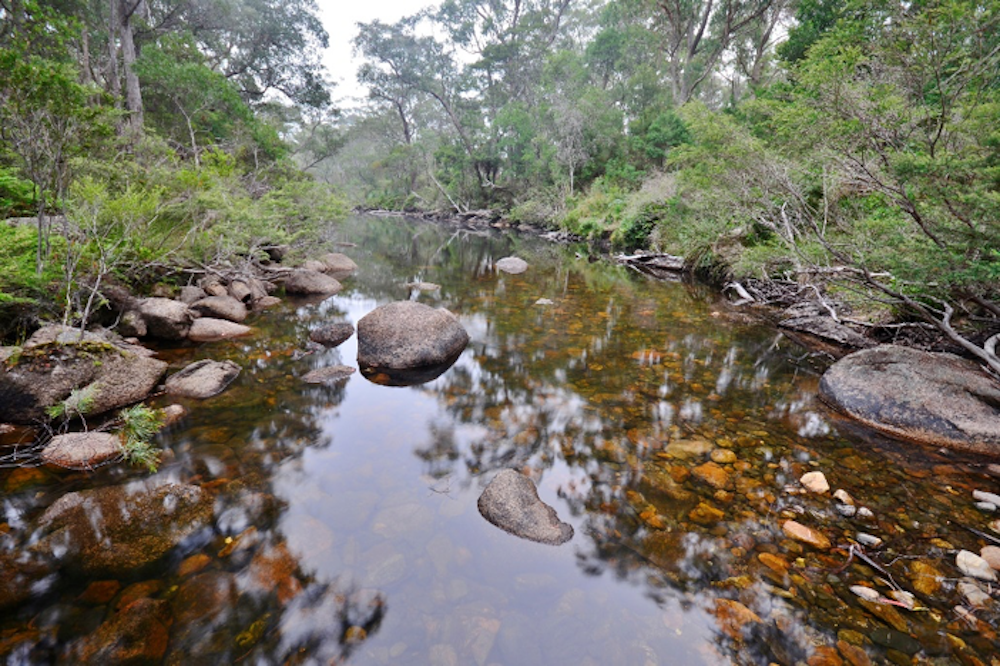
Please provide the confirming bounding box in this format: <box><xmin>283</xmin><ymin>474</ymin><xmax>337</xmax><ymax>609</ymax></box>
<box><xmin>0</xmin><ymin>214</ymin><xmax>997</xmax><ymax>665</ymax></box>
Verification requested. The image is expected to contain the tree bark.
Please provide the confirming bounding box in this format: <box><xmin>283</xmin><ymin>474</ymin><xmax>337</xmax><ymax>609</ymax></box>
<box><xmin>108</xmin><ymin>0</ymin><xmax>122</xmax><ymax>102</ymax></box>
<box><xmin>119</xmin><ymin>0</ymin><xmax>144</xmax><ymax>138</ymax></box>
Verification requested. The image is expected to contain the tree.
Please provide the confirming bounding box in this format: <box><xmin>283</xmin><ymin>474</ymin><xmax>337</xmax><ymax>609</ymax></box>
<box><xmin>0</xmin><ymin>44</ymin><xmax>109</xmax><ymax>274</ymax></box>
<box><xmin>157</xmin><ymin>0</ymin><xmax>331</xmax><ymax>109</ymax></box>
<box><xmin>655</xmin><ymin>0</ymin><xmax>776</xmax><ymax>103</ymax></box>
<box><xmin>788</xmin><ymin>0</ymin><xmax>1000</xmax><ymax>371</ymax></box>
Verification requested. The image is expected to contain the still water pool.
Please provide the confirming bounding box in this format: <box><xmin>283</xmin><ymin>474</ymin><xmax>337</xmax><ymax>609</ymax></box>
<box><xmin>1</xmin><ymin>214</ymin><xmax>998</xmax><ymax>665</ymax></box>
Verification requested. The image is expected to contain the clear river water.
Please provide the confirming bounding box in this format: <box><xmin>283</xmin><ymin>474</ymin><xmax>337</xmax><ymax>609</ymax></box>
<box><xmin>0</xmin><ymin>214</ymin><xmax>998</xmax><ymax>665</ymax></box>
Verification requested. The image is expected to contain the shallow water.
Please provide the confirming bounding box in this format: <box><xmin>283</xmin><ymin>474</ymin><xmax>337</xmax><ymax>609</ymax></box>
<box><xmin>1</xmin><ymin>214</ymin><xmax>998</xmax><ymax>665</ymax></box>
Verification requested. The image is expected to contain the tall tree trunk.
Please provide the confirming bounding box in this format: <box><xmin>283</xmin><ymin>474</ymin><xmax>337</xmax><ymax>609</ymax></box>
<box><xmin>119</xmin><ymin>0</ymin><xmax>144</xmax><ymax>138</ymax></box>
<box><xmin>108</xmin><ymin>0</ymin><xmax>121</xmax><ymax>102</ymax></box>
<box><xmin>81</xmin><ymin>29</ymin><xmax>94</xmax><ymax>86</ymax></box>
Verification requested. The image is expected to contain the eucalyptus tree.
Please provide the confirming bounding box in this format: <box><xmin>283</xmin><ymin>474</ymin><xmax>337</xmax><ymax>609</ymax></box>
<box><xmin>161</xmin><ymin>0</ymin><xmax>331</xmax><ymax>109</ymax></box>
<box><xmin>654</xmin><ymin>0</ymin><xmax>776</xmax><ymax>104</ymax></box>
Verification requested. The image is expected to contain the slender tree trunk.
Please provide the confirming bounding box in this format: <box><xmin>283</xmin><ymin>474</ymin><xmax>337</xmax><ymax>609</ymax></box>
<box><xmin>108</xmin><ymin>0</ymin><xmax>121</xmax><ymax>102</ymax></box>
<box><xmin>119</xmin><ymin>0</ymin><xmax>144</xmax><ymax>138</ymax></box>
<box><xmin>81</xmin><ymin>29</ymin><xmax>93</xmax><ymax>85</ymax></box>
<box><xmin>35</xmin><ymin>192</ymin><xmax>48</xmax><ymax>276</ymax></box>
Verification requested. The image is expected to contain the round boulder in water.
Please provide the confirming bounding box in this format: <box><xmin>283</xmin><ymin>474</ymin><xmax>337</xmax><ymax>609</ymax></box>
<box><xmin>165</xmin><ymin>359</ymin><xmax>241</xmax><ymax>399</ymax></box>
<box><xmin>284</xmin><ymin>269</ymin><xmax>343</xmax><ymax>296</ymax></box>
<box><xmin>190</xmin><ymin>296</ymin><xmax>248</xmax><ymax>323</ymax></box>
<box><xmin>42</xmin><ymin>432</ymin><xmax>121</xmax><ymax>469</ymax></box>
<box><xmin>357</xmin><ymin>301</ymin><xmax>469</xmax><ymax>372</ymax></box>
<box><xmin>495</xmin><ymin>256</ymin><xmax>528</xmax><ymax>274</ymax></box>
<box><xmin>477</xmin><ymin>469</ymin><xmax>574</xmax><ymax>545</ymax></box>
<box><xmin>819</xmin><ymin>345</ymin><xmax>1000</xmax><ymax>456</ymax></box>
<box><xmin>310</xmin><ymin>322</ymin><xmax>354</xmax><ymax>347</ymax></box>
<box><xmin>187</xmin><ymin>318</ymin><xmax>251</xmax><ymax>342</ymax></box>
<box><xmin>320</xmin><ymin>252</ymin><xmax>358</xmax><ymax>277</ymax></box>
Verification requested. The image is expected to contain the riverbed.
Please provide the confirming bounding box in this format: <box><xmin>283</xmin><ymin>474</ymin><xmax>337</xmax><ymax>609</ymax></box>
<box><xmin>0</xmin><ymin>214</ymin><xmax>998</xmax><ymax>664</ymax></box>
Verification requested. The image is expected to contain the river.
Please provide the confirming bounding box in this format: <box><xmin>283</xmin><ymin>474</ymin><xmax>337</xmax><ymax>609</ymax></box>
<box><xmin>0</xmin><ymin>214</ymin><xmax>997</xmax><ymax>664</ymax></box>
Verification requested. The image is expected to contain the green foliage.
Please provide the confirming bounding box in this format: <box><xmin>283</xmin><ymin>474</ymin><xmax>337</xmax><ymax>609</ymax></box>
<box><xmin>0</xmin><ymin>224</ymin><xmax>63</xmax><ymax>300</ymax></box>
<box><xmin>117</xmin><ymin>404</ymin><xmax>164</xmax><ymax>473</ymax></box>
<box><xmin>777</xmin><ymin>0</ymin><xmax>843</xmax><ymax>64</ymax></box>
<box><xmin>560</xmin><ymin>179</ymin><xmax>630</xmax><ymax>238</ymax></box>
<box><xmin>136</xmin><ymin>44</ymin><xmax>285</xmax><ymax>164</ymax></box>
<box><xmin>46</xmin><ymin>384</ymin><xmax>97</xmax><ymax>420</ymax></box>
<box><xmin>0</xmin><ymin>166</ymin><xmax>34</xmax><ymax>217</ymax></box>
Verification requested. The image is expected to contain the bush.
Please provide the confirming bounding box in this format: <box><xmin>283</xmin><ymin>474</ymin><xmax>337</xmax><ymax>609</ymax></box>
<box><xmin>0</xmin><ymin>166</ymin><xmax>34</xmax><ymax>217</ymax></box>
<box><xmin>118</xmin><ymin>403</ymin><xmax>164</xmax><ymax>473</ymax></box>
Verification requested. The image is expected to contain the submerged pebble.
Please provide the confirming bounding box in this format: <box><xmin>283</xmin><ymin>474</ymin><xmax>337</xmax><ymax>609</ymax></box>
<box><xmin>956</xmin><ymin>550</ymin><xmax>997</xmax><ymax>581</ymax></box>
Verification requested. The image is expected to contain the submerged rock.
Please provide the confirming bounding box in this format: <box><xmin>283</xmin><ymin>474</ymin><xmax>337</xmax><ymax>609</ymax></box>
<box><xmin>165</xmin><ymin>359</ymin><xmax>241</xmax><ymax>398</ymax></box>
<box><xmin>32</xmin><ymin>482</ymin><xmax>214</xmax><ymax>575</ymax></box>
<box><xmin>0</xmin><ymin>325</ymin><xmax>167</xmax><ymax>424</ymax></box>
<box><xmin>495</xmin><ymin>256</ymin><xmax>529</xmax><ymax>274</ymax></box>
<box><xmin>800</xmin><ymin>471</ymin><xmax>830</xmax><ymax>494</ymax></box>
<box><xmin>357</xmin><ymin>301</ymin><xmax>469</xmax><ymax>372</ymax></box>
<box><xmin>309</xmin><ymin>323</ymin><xmax>354</xmax><ymax>347</ymax></box>
<box><xmin>302</xmin><ymin>365</ymin><xmax>355</xmax><ymax>384</ymax></box>
<box><xmin>781</xmin><ymin>520</ymin><xmax>831</xmax><ymax>550</ymax></box>
<box><xmin>819</xmin><ymin>345</ymin><xmax>1000</xmax><ymax>456</ymax></box>
<box><xmin>477</xmin><ymin>469</ymin><xmax>573</xmax><ymax>545</ymax></box>
<box><xmin>956</xmin><ymin>549</ymin><xmax>997</xmax><ymax>581</ymax></box>
<box><xmin>41</xmin><ymin>431</ymin><xmax>121</xmax><ymax>469</ymax></box>
<box><xmin>66</xmin><ymin>597</ymin><xmax>171</xmax><ymax>665</ymax></box>
<box><xmin>404</xmin><ymin>281</ymin><xmax>440</xmax><ymax>293</ymax></box>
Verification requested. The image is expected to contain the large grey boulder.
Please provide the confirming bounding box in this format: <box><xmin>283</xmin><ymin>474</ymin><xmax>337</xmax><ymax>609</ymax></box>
<box><xmin>138</xmin><ymin>297</ymin><xmax>194</xmax><ymax>340</ymax></box>
<box><xmin>301</xmin><ymin>259</ymin><xmax>327</xmax><ymax>273</ymax></box>
<box><xmin>284</xmin><ymin>269</ymin><xmax>343</xmax><ymax>296</ymax></box>
<box><xmin>42</xmin><ymin>431</ymin><xmax>122</xmax><ymax>469</ymax></box>
<box><xmin>820</xmin><ymin>345</ymin><xmax>1000</xmax><ymax>456</ymax></box>
<box><xmin>178</xmin><ymin>285</ymin><xmax>207</xmax><ymax>304</ymax></box>
<box><xmin>32</xmin><ymin>482</ymin><xmax>214</xmax><ymax>575</ymax></box>
<box><xmin>190</xmin><ymin>296</ymin><xmax>248</xmax><ymax>323</ymax></box>
<box><xmin>495</xmin><ymin>256</ymin><xmax>529</xmax><ymax>275</ymax></box>
<box><xmin>165</xmin><ymin>359</ymin><xmax>241</xmax><ymax>398</ymax></box>
<box><xmin>478</xmin><ymin>469</ymin><xmax>574</xmax><ymax>545</ymax></box>
<box><xmin>320</xmin><ymin>252</ymin><xmax>358</xmax><ymax>277</ymax></box>
<box><xmin>0</xmin><ymin>325</ymin><xmax>167</xmax><ymax>424</ymax></box>
<box><xmin>188</xmin><ymin>318</ymin><xmax>251</xmax><ymax>342</ymax></box>
<box><xmin>357</xmin><ymin>301</ymin><xmax>469</xmax><ymax>371</ymax></box>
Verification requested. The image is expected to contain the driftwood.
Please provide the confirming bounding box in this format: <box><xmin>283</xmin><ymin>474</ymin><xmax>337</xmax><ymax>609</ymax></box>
<box><xmin>616</xmin><ymin>252</ymin><xmax>686</xmax><ymax>277</ymax></box>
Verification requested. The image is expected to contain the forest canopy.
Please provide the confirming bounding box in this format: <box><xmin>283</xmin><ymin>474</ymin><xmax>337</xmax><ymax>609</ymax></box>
<box><xmin>0</xmin><ymin>0</ymin><xmax>997</xmax><ymax>368</ymax></box>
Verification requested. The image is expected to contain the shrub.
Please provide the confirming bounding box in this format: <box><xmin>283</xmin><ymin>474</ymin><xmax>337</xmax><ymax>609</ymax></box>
<box><xmin>118</xmin><ymin>403</ymin><xmax>164</xmax><ymax>473</ymax></box>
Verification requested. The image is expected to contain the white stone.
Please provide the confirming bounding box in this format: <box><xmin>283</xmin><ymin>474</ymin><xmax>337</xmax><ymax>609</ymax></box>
<box><xmin>856</xmin><ymin>533</ymin><xmax>883</xmax><ymax>549</ymax></box>
<box><xmin>973</xmin><ymin>489</ymin><xmax>1000</xmax><ymax>506</ymax></box>
<box><xmin>833</xmin><ymin>489</ymin><xmax>855</xmax><ymax>505</ymax></box>
<box><xmin>799</xmin><ymin>471</ymin><xmax>830</xmax><ymax>494</ymax></box>
<box><xmin>981</xmin><ymin>545</ymin><xmax>1000</xmax><ymax>571</ymax></box>
<box><xmin>850</xmin><ymin>585</ymin><xmax>880</xmax><ymax>602</ymax></box>
<box><xmin>958</xmin><ymin>579</ymin><xmax>993</xmax><ymax>608</ymax></box>
<box><xmin>956</xmin><ymin>550</ymin><xmax>998</xmax><ymax>581</ymax></box>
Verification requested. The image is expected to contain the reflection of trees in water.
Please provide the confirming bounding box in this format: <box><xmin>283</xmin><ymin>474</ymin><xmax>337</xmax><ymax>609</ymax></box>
<box><xmin>411</xmin><ymin>252</ymin><xmax>842</xmax><ymax>663</ymax></box>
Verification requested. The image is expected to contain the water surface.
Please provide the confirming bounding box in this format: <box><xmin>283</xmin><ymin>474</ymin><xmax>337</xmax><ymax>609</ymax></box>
<box><xmin>1</xmin><ymin>214</ymin><xmax>998</xmax><ymax>665</ymax></box>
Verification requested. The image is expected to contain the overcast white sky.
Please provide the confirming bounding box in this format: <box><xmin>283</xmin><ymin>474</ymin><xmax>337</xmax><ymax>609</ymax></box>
<box><xmin>316</xmin><ymin>0</ymin><xmax>432</xmax><ymax>107</ymax></box>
